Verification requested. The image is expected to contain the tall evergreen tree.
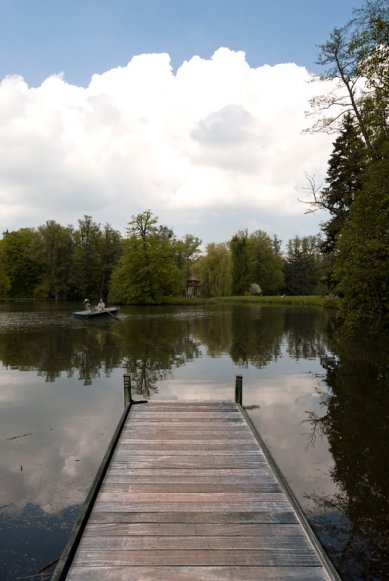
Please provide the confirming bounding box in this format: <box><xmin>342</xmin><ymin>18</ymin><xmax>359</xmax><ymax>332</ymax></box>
<box><xmin>334</xmin><ymin>139</ymin><xmax>389</xmax><ymax>330</ymax></box>
<box><xmin>320</xmin><ymin>114</ymin><xmax>366</xmax><ymax>253</ymax></box>
<box><xmin>306</xmin><ymin>0</ymin><xmax>389</xmax><ymax>329</ymax></box>
<box><xmin>284</xmin><ymin>236</ymin><xmax>318</xmax><ymax>295</ymax></box>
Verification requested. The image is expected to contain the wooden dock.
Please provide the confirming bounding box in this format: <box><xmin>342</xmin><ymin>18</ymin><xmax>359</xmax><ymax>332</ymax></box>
<box><xmin>54</xmin><ymin>400</ymin><xmax>340</xmax><ymax>580</ymax></box>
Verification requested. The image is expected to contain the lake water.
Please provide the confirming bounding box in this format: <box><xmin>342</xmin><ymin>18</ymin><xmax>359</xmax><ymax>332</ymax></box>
<box><xmin>0</xmin><ymin>301</ymin><xmax>388</xmax><ymax>580</ymax></box>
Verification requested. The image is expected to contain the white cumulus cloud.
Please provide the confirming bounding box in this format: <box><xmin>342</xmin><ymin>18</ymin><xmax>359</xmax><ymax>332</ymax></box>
<box><xmin>0</xmin><ymin>48</ymin><xmax>333</xmax><ymax>244</ymax></box>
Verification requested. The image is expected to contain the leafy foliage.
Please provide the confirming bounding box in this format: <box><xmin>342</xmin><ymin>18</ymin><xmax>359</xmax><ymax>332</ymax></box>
<box><xmin>230</xmin><ymin>229</ymin><xmax>284</xmax><ymax>296</ymax></box>
<box><xmin>334</xmin><ymin>139</ymin><xmax>389</xmax><ymax>329</ymax></box>
<box><xmin>0</xmin><ymin>229</ymin><xmax>43</xmax><ymax>297</ymax></box>
<box><xmin>306</xmin><ymin>0</ymin><xmax>389</xmax><ymax>330</ymax></box>
<box><xmin>34</xmin><ymin>220</ymin><xmax>74</xmax><ymax>300</ymax></box>
<box><xmin>109</xmin><ymin>210</ymin><xmax>199</xmax><ymax>304</ymax></box>
<box><xmin>284</xmin><ymin>236</ymin><xmax>323</xmax><ymax>295</ymax></box>
<box><xmin>192</xmin><ymin>243</ymin><xmax>232</xmax><ymax>297</ymax></box>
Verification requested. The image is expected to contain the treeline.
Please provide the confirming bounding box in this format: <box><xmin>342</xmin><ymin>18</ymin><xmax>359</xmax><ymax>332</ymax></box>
<box><xmin>0</xmin><ymin>209</ymin><xmax>328</xmax><ymax>303</ymax></box>
<box><xmin>304</xmin><ymin>0</ymin><xmax>389</xmax><ymax>331</ymax></box>
<box><xmin>0</xmin><ymin>216</ymin><xmax>123</xmax><ymax>301</ymax></box>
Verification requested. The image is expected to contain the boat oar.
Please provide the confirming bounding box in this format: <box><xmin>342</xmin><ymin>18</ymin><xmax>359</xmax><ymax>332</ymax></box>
<box><xmin>105</xmin><ymin>308</ymin><xmax>121</xmax><ymax>321</ymax></box>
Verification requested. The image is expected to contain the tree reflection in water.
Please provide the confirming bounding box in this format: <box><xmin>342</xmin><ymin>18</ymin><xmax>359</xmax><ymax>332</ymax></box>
<box><xmin>304</xmin><ymin>331</ymin><xmax>389</xmax><ymax>580</ymax></box>
<box><xmin>118</xmin><ymin>311</ymin><xmax>201</xmax><ymax>398</ymax></box>
<box><xmin>0</xmin><ymin>304</ymin><xmax>388</xmax><ymax>579</ymax></box>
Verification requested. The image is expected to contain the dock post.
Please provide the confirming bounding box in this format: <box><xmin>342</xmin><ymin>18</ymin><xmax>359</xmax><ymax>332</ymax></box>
<box><xmin>123</xmin><ymin>374</ymin><xmax>132</xmax><ymax>407</ymax></box>
<box><xmin>235</xmin><ymin>374</ymin><xmax>243</xmax><ymax>405</ymax></box>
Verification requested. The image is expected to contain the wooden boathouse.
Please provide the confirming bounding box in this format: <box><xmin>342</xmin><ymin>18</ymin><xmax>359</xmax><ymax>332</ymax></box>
<box><xmin>53</xmin><ymin>376</ymin><xmax>340</xmax><ymax>580</ymax></box>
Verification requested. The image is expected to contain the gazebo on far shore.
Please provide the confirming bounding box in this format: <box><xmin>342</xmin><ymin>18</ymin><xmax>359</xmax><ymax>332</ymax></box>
<box><xmin>186</xmin><ymin>276</ymin><xmax>201</xmax><ymax>297</ymax></box>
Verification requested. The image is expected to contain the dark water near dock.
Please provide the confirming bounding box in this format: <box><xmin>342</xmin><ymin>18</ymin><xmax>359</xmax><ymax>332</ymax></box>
<box><xmin>0</xmin><ymin>302</ymin><xmax>388</xmax><ymax>580</ymax></box>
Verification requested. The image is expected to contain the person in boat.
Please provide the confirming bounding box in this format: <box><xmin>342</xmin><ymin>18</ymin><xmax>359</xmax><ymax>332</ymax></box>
<box><xmin>83</xmin><ymin>298</ymin><xmax>92</xmax><ymax>311</ymax></box>
<box><xmin>96</xmin><ymin>298</ymin><xmax>105</xmax><ymax>312</ymax></box>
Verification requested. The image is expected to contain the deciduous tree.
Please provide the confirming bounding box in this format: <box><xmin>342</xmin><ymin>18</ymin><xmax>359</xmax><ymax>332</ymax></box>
<box><xmin>230</xmin><ymin>229</ymin><xmax>284</xmax><ymax>295</ymax></box>
<box><xmin>109</xmin><ymin>210</ymin><xmax>182</xmax><ymax>303</ymax></box>
<box><xmin>192</xmin><ymin>243</ymin><xmax>232</xmax><ymax>297</ymax></box>
<box><xmin>0</xmin><ymin>229</ymin><xmax>42</xmax><ymax>297</ymax></box>
<box><xmin>34</xmin><ymin>220</ymin><xmax>74</xmax><ymax>299</ymax></box>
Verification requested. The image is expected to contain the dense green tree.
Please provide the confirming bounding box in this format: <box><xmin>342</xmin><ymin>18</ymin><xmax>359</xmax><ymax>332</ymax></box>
<box><xmin>334</xmin><ymin>141</ymin><xmax>389</xmax><ymax>330</ymax></box>
<box><xmin>230</xmin><ymin>229</ymin><xmax>284</xmax><ymax>295</ymax></box>
<box><xmin>69</xmin><ymin>216</ymin><xmax>108</xmax><ymax>300</ymax></box>
<box><xmin>33</xmin><ymin>220</ymin><xmax>74</xmax><ymax>300</ymax></box>
<box><xmin>319</xmin><ymin>115</ymin><xmax>367</xmax><ymax>254</ymax></box>
<box><xmin>249</xmin><ymin>230</ymin><xmax>284</xmax><ymax>294</ymax></box>
<box><xmin>109</xmin><ymin>210</ymin><xmax>182</xmax><ymax>304</ymax></box>
<box><xmin>306</xmin><ymin>0</ymin><xmax>389</xmax><ymax>329</ymax></box>
<box><xmin>284</xmin><ymin>235</ymin><xmax>323</xmax><ymax>295</ymax></box>
<box><xmin>229</xmin><ymin>230</ymin><xmax>251</xmax><ymax>295</ymax></box>
<box><xmin>98</xmin><ymin>224</ymin><xmax>123</xmax><ymax>298</ymax></box>
<box><xmin>192</xmin><ymin>243</ymin><xmax>232</xmax><ymax>297</ymax></box>
<box><xmin>0</xmin><ymin>240</ymin><xmax>11</xmax><ymax>295</ymax></box>
<box><xmin>0</xmin><ymin>228</ymin><xmax>42</xmax><ymax>297</ymax></box>
<box><xmin>174</xmin><ymin>233</ymin><xmax>202</xmax><ymax>284</ymax></box>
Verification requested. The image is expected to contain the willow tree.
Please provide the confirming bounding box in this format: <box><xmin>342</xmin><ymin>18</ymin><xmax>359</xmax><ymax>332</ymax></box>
<box><xmin>192</xmin><ymin>243</ymin><xmax>232</xmax><ymax>297</ymax></box>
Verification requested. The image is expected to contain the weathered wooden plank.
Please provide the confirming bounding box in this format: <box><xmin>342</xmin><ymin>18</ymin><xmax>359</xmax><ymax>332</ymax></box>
<box><xmin>127</xmin><ymin>419</ymin><xmax>245</xmax><ymax>424</ymax></box>
<box><xmin>117</xmin><ymin>440</ymin><xmax>258</xmax><ymax>449</ymax></box>
<box><xmin>105</xmin><ymin>466</ymin><xmax>275</xmax><ymax>476</ymax></box>
<box><xmin>127</xmin><ymin>412</ymin><xmax>244</xmax><ymax>425</ymax></box>
<box><xmin>78</xmin><ymin>534</ymin><xmax>319</xmax><ymax>552</ymax></box>
<box><xmin>71</xmin><ymin>548</ymin><xmax>322</xmax><ymax>567</ymax></box>
<box><xmin>96</xmin><ymin>491</ymin><xmax>287</xmax><ymax>503</ymax></box>
<box><xmin>104</xmin><ymin>467</ymin><xmax>278</xmax><ymax>483</ymax></box>
<box><xmin>100</xmin><ymin>482</ymin><xmax>281</xmax><ymax>493</ymax></box>
<box><xmin>124</xmin><ymin>419</ymin><xmax>250</xmax><ymax>426</ymax></box>
<box><xmin>108</xmin><ymin>457</ymin><xmax>267</xmax><ymax>468</ymax></box>
<box><xmin>114</xmin><ymin>447</ymin><xmax>261</xmax><ymax>456</ymax></box>
<box><xmin>137</xmin><ymin>405</ymin><xmax>237</xmax><ymax>410</ymax></box>
<box><xmin>66</xmin><ymin>566</ymin><xmax>330</xmax><ymax>581</ymax></box>
<box><xmin>81</xmin><ymin>522</ymin><xmax>305</xmax><ymax>537</ymax></box>
<box><xmin>142</xmin><ymin>399</ymin><xmax>236</xmax><ymax>410</ymax></box>
<box><xmin>136</xmin><ymin>408</ymin><xmax>240</xmax><ymax>414</ymax></box>
<box><xmin>121</xmin><ymin>431</ymin><xmax>251</xmax><ymax>439</ymax></box>
<box><xmin>131</xmin><ymin>406</ymin><xmax>243</xmax><ymax>422</ymax></box>
<box><xmin>93</xmin><ymin>500</ymin><xmax>294</xmax><ymax>513</ymax></box>
<box><xmin>88</xmin><ymin>510</ymin><xmax>298</xmax><ymax>525</ymax></box>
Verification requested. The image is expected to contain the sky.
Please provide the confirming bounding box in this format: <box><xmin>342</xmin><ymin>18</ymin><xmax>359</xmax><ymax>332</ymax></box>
<box><xmin>0</xmin><ymin>0</ymin><xmax>366</xmax><ymax>247</ymax></box>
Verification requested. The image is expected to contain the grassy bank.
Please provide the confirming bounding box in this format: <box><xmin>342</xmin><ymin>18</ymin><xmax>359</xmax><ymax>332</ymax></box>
<box><xmin>159</xmin><ymin>295</ymin><xmax>340</xmax><ymax>308</ymax></box>
<box><xmin>215</xmin><ymin>295</ymin><xmax>340</xmax><ymax>308</ymax></box>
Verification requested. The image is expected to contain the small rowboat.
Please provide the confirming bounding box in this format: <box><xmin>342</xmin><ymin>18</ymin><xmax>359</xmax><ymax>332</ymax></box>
<box><xmin>72</xmin><ymin>307</ymin><xmax>120</xmax><ymax>319</ymax></box>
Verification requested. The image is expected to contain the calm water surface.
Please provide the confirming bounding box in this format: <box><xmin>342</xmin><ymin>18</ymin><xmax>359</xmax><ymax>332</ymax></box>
<box><xmin>0</xmin><ymin>302</ymin><xmax>388</xmax><ymax>580</ymax></box>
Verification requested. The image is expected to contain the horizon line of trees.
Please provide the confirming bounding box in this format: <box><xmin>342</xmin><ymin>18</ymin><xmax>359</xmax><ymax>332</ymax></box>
<box><xmin>0</xmin><ymin>210</ymin><xmax>328</xmax><ymax>303</ymax></box>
